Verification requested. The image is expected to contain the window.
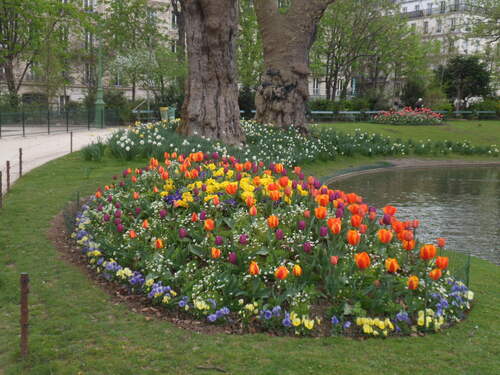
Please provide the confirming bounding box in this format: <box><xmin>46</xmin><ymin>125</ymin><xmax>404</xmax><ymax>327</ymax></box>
<box><xmin>440</xmin><ymin>1</ymin><xmax>446</xmax><ymax>13</ymax></box>
<box><xmin>453</xmin><ymin>0</ymin><xmax>460</xmax><ymax>11</ymax></box>
<box><xmin>402</xmin><ymin>7</ymin><xmax>407</xmax><ymax>13</ymax></box>
<box><xmin>171</xmin><ymin>41</ymin><xmax>176</xmax><ymax>53</ymax></box>
<box><xmin>84</xmin><ymin>63</ymin><xmax>94</xmax><ymax>84</ymax></box>
<box><xmin>415</xmin><ymin>4</ymin><xmax>420</xmax><ymax>11</ymax></box>
<box><xmin>83</xmin><ymin>0</ymin><xmax>94</xmax><ymax>12</ymax></box>
<box><xmin>437</xmin><ymin>19</ymin><xmax>442</xmax><ymax>33</ymax></box>
<box><xmin>427</xmin><ymin>2</ymin><xmax>432</xmax><ymax>15</ymax></box>
<box><xmin>312</xmin><ymin>78</ymin><xmax>320</xmax><ymax>96</ymax></box>
<box><xmin>424</xmin><ymin>21</ymin><xmax>429</xmax><ymax>33</ymax></box>
<box><xmin>450</xmin><ymin>18</ymin><xmax>456</xmax><ymax>31</ymax></box>
<box><xmin>278</xmin><ymin>0</ymin><xmax>290</xmax><ymax>8</ymax></box>
<box><xmin>112</xmin><ymin>73</ymin><xmax>121</xmax><ymax>87</ymax></box>
<box><xmin>85</xmin><ymin>31</ymin><xmax>93</xmax><ymax>51</ymax></box>
<box><xmin>59</xmin><ymin>95</ymin><xmax>69</xmax><ymax>110</ymax></box>
<box><xmin>26</xmin><ymin>64</ymin><xmax>39</xmax><ymax>81</ymax></box>
<box><xmin>0</xmin><ymin>66</ymin><xmax>5</xmax><ymax>81</ymax></box>
<box><xmin>171</xmin><ymin>12</ymin><xmax>178</xmax><ymax>28</ymax></box>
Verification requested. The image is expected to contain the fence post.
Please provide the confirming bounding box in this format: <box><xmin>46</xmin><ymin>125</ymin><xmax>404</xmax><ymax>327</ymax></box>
<box><xmin>20</xmin><ymin>273</ymin><xmax>30</xmax><ymax>358</ymax></box>
<box><xmin>76</xmin><ymin>191</ymin><xmax>80</xmax><ymax>210</ymax></box>
<box><xmin>0</xmin><ymin>111</ymin><xmax>2</xmax><ymax>138</ymax></box>
<box><xmin>19</xmin><ymin>148</ymin><xmax>22</xmax><ymax>177</ymax></box>
<box><xmin>22</xmin><ymin>110</ymin><xmax>25</xmax><ymax>137</ymax></box>
<box><xmin>47</xmin><ymin>109</ymin><xmax>50</xmax><ymax>135</ymax></box>
<box><xmin>465</xmin><ymin>254</ymin><xmax>471</xmax><ymax>287</ymax></box>
<box><xmin>70</xmin><ymin>131</ymin><xmax>73</xmax><ymax>153</ymax></box>
<box><xmin>87</xmin><ymin>109</ymin><xmax>91</xmax><ymax>130</ymax></box>
<box><xmin>0</xmin><ymin>171</ymin><xmax>3</xmax><ymax>209</ymax></box>
<box><xmin>6</xmin><ymin>161</ymin><xmax>10</xmax><ymax>192</ymax></box>
<box><xmin>66</xmin><ymin>110</ymin><xmax>69</xmax><ymax>132</ymax></box>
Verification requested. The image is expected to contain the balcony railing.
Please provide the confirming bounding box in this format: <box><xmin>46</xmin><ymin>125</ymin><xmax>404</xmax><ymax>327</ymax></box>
<box><xmin>404</xmin><ymin>3</ymin><xmax>470</xmax><ymax>19</ymax></box>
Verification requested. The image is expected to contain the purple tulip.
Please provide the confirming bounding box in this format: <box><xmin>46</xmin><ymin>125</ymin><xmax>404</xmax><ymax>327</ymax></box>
<box><xmin>239</xmin><ymin>234</ymin><xmax>249</xmax><ymax>245</ymax></box>
<box><xmin>117</xmin><ymin>224</ymin><xmax>124</xmax><ymax>233</ymax></box>
<box><xmin>107</xmin><ymin>195</ymin><xmax>113</xmax><ymax>202</ymax></box>
<box><xmin>319</xmin><ymin>226</ymin><xmax>328</xmax><ymax>237</ymax></box>
<box><xmin>103</xmin><ymin>213</ymin><xmax>110</xmax><ymax>222</ymax></box>
<box><xmin>97</xmin><ymin>205</ymin><xmax>103</xmax><ymax>212</ymax></box>
<box><xmin>303</xmin><ymin>242</ymin><xmax>313</xmax><ymax>253</ymax></box>
<box><xmin>335</xmin><ymin>208</ymin><xmax>344</xmax><ymax>218</ymax></box>
<box><xmin>313</xmin><ymin>179</ymin><xmax>321</xmax><ymax>189</ymax></box>
<box><xmin>122</xmin><ymin>169</ymin><xmax>129</xmax><ymax>177</ymax></box>
<box><xmin>369</xmin><ymin>206</ymin><xmax>377</xmax><ymax>213</ymax></box>
<box><xmin>115</xmin><ymin>202</ymin><xmax>121</xmax><ymax>209</ymax></box>
<box><xmin>298</xmin><ymin>172</ymin><xmax>305</xmax><ymax>180</ymax></box>
<box><xmin>275</xmin><ymin>229</ymin><xmax>284</xmax><ymax>240</ymax></box>
<box><xmin>179</xmin><ymin>228</ymin><xmax>188</xmax><ymax>239</ymax></box>
<box><xmin>114</xmin><ymin>218</ymin><xmax>121</xmax><ymax>225</ymax></box>
<box><xmin>236</xmin><ymin>172</ymin><xmax>242</xmax><ymax>181</ymax></box>
<box><xmin>321</xmin><ymin>187</ymin><xmax>328</xmax><ymax>194</ymax></box>
<box><xmin>383</xmin><ymin>213</ymin><xmax>392</xmax><ymax>225</ymax></box>
<box><xmin>252</xmin><ymin>165</ymin><xmax>259</xmax><ymax>174</ymax></box>
<box><xmin>228</xmin><ymin>252</ymin><xmax>238</xmax><ymax>265</ymax></box>
<box><xmin>119</xmin><ymin>181</ymin><xmax>125</xmax><ymax>187</ymax></box>
<box><xmin>200</xmin><ymin>211</ymin><xmax>207</xmax><ymax>220</ymax></box>
<box><xmin>281</xmin><ymin>169</ymin><xmax>287</xmax><ymax>176</ymax></box>
<box><xmin>215</xmin><ymin>236</ymin><xmax>224</xmax><ymax>246</ymax></box>
<box><xmin>192</xmin><ymin>188</ymin><xmax>199</xmax><ymax>196</ymax></box>
<box><xmin>135</xmin><ymin>207</ymin><xmax>141</xmax><ymax>216</ymax></box>
<box><xmin>112</xmin><ymin>175</ymin><xmax>118</xmax><ymax>180</ymax></box>
<box><xmin>212</xmin><ymin>152</ymin><xmax>219</xmax><ymax>160</ymax></box>
<box><xmin>114</xmin><ymin>209</ymin><xmax>122</xmax><ymax>218</ymax></box>
<box><xmin>292</xmin><ymin>180</ymin><xmax>298</xmax><ymax>189</ymax></box>
<box><xmin>297</xmin><ymin>220</ymin><xmax>306</xmax><ymax>231</ymax></box>
<box><xmin>159</xmin><ymin>209</ymin><xmax>167</xmax><ymax>218</ymax></box>
<box><xmin>201</xmin><ymin>184</ymin><xmax>207</xmax><ymax>192</ymax></box>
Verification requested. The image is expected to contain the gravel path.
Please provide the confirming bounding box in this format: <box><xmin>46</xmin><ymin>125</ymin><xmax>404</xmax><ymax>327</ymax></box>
<box><xmin>0</xmin><ymin>128</ymin><xmax>117</xmax><ymax>195</ymax></box>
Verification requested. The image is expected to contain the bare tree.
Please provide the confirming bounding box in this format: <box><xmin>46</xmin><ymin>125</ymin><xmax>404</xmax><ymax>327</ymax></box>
<box><xmin>178</xmin><ymin>0</ymin><xmax>244</xmax><ymax>145</ymax></box>
<box><xmin>253</xmin><ymin>0</ymin><xmax>335</xmax><ymax>131</ymax></box>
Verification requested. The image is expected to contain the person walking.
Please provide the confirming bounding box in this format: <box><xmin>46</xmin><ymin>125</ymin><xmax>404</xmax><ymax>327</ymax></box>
<box><xmin>414</xmin><ymin>98</ymin><xmax>424</xmax><ymax>109</ymax></box>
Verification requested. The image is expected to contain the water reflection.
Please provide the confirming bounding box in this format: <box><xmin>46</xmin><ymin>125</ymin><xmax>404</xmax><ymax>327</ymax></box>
<box><xmin>330</xmin><ymin>166</ymin><xmax>500</xmax><ymax>265</ymax></box>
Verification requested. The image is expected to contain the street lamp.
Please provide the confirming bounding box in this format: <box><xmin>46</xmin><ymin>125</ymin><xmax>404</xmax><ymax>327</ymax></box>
<box><xmin>94</xmin><ymin>37</ymin><xmax>105</xmax><ymax>128</ymax></box>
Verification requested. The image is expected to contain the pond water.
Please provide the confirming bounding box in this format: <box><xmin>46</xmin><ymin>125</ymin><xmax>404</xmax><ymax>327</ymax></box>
<box><xmin>330</xmin><ymin>166</ymin><xmax>500</xmax><ymax>265</ymax></box>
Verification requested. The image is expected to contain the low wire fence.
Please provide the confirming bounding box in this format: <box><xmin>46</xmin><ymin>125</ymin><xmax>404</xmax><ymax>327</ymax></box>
<box><xmin>0</xmin><ymin>108</ymin><xmax>130</xmax><ymax>138</ymax></box>
<box><xmin>307</xmin><ymin>110</ymin><xmax>498</xmax><ymax>122</ymax></box>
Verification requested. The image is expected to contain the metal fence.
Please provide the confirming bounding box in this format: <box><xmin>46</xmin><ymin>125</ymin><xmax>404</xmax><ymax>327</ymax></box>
<box><xmin>307</xmin><ymin>110</ymin><xmax>498</xmax><ymax>122</ymax></box>
<box><xmin>0</xmin><ymin>108</ymin><xmax>129</xmax><ymax>138</ymax></box>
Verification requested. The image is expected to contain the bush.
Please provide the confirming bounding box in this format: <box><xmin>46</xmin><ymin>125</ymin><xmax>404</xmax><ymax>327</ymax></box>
<box><xmin>469</xmin><ymin>98</ymin><xmax>500</xmax><ymax>114</ymax></box>
<box><xmin>81</xmin><ymin>139</ymin><xmax>106</xmax><ymax>161</ymax></box>
<box><xmin>308</xmin><ymin>98</ymin><xmax>335</xmax><ymax>111</ymax></box>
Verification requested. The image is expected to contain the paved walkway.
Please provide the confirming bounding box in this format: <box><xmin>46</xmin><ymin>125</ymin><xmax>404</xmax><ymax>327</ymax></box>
<box><xmin>0</xmin><ymin>128</ymin><xmax>117</xmax><ymax>195</ymax></box>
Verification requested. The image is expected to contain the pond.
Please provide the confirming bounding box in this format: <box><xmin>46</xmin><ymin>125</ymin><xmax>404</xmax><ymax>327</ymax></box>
<box><xmin>330</xmin><ymin>166</ymin><xmax>500</xmax><ymax>265</ymax></box>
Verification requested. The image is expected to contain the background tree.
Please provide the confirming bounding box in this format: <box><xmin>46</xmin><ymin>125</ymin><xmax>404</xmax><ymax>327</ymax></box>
<box><xmin>436</xmin><ymin>55</ymin><xmax>491</xmax><ymax>109</ymax></box>
<box><xmin>170</xmin><ymin>0</ymin><xmax>187</xmax><ymax>93</ymax></box>
<box><xmin>0</xmin><ymin>0</ymin><xmax>81</xmax><ymax>108</ymax></box>
<box><xmin>466</xmin><ymin>0</ymin><xmax>500</xmax><ymax>42</ymax></box>
<box><xmin>253</xmin><ymin>0</ymin><xmax>335</xmax><ymax>131</ymax></box>
<box><xmin>178</xmin><ymin>0</ymin><xmax>244</xmax><ymax>145</ymax></box>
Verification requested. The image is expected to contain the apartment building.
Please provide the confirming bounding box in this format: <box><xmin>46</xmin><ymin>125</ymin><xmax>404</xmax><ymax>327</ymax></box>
<box><xmin>0</xmin><ymin>0</ymin><xmax>176</xmax><ymax>109</ymax></box>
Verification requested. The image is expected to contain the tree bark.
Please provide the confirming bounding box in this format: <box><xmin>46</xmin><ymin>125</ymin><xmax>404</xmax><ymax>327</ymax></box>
<box><xmin>254</xmin><ymin>0</ymin><xmax>335</xmax><ymax>131</ymax></box>
<box><xmin>171</xmin><ymin>0</ymin><xmax>186</xmax><ymax>92</ymax></box>
<box><xmin>178</xmin><ymin>0</ymin><xmax>244</xmax><ymax>145</ymax></box>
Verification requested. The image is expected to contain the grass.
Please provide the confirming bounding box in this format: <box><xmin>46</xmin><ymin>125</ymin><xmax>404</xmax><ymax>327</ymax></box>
<box><xmin>0</xmin><ymin>152</ymin><xmax>499</xmax><ymax>375</ymax></box>
<box><xmin>317</xmin><ymin>120</ymin><xmax>500</xmax><ymax>147</ymax></box>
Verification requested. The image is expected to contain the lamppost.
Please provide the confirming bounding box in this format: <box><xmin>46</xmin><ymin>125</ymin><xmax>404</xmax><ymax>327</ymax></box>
<box><xmin>95</xmin><ymin>39</ymin><xmax>105</xmax><ymax>128</ymax></box>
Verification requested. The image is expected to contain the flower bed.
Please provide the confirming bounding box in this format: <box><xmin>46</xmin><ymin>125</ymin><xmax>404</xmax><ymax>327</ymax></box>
<box><xmin>373</xmin><ymin>107</ymin><xmax>444</xmax><ymax>126</ymax></box>
<box><xmin>103</xmin><ymin>120</ymin><xmax>499</xmax><ymax>164</ymax></box>
<box><xmin>74</xmin><ymin>152</ymin><xmax>474</xmax><ymax>337</ymax></box>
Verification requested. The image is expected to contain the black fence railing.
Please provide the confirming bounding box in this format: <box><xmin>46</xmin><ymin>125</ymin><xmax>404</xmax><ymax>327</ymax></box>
<box><xmin>0</xmin><ymin>109</ymin><xmax>130</xmax><ymax>138</ymax></box>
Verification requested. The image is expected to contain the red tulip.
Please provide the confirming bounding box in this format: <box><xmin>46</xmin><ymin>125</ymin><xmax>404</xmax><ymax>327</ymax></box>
<box><xmin>354</xmin><ymin>252</ymin><xmax>370</xmax><ymax>269</ymax></box>
<box><xmin>437</xmin><ymin>238</ymin><xmax>446</xmax><ymax>248</ymax></box>
<box><xmin>429</xmin><ymin>268</ymin><xmax>442</xmax><ymax>280</ymax></box>
<box><xmin>407</xmin><ymin>275</ymin><xmax>419</xmax><ymax>290</ymax></box>
<box><xmin>436</xmin><ymin>256</ymin><xmax>449</xmax><ymax>270</ymax></box>
<box><xmin>420</xmin><ymin>244</ymin><xmax>437</xmax><ymax>260</ymax></box>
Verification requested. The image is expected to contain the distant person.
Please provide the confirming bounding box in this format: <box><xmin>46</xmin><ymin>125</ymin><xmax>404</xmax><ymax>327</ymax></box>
<box><xmin>414</xmin><ymin>98</ymin><xmax>424</xmax><ymax>109</ymax></box>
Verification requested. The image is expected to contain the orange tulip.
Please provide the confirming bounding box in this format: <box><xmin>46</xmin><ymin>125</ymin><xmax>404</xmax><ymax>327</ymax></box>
<box><xmin>225</xmin><ymin>183</ymin><xmax>238</xmax><ymax>195</ymax></box>
<box><xmin>274</xmin><ymin>163</ymin><xmax>284</xmax><ymax>174</ymax></box>
<box><xmin>347</xmin><ymin>204</ymin><xmax>359</xmax><ymax>215</ymax></box>
<box><xmin>161</xmin><ymin>171</ymin><xmax>169</xmax><ymax>180</ymax></box>
<box><xmin>303</xmin><ymin>210</ymin><xmax>311</xmax><ymax>218</ymax></box>
<box><xmin>267</xmin><ymin>215</ymin><xmax>279</xmax><ymax>228</ymax></box>
<box><xmin>293</xmin><ymin>166</ymin><xmax>302</xmax><ymax>175</ymax></box>
<box><xmin>330</xmin><ymin>255</ymin><xmax>339</xmax><ymax>265</ymax></box>
<box><xmin>383</xmin><ymin>205</ymin><xmax>397</xmax><ymax>216</ymax></box>
<box><xmin>155</xmin><ymin>239</ymin><xmax>164</xmax><ymax>249</ymax></box>
<box><xmin>401</xmin><ymin>230</ymin><xmax>414</xmax><ymax>242</ymax></box>
<box><xmin>278</xmin><ymin>176</ymin><xmax>289</xmax><ymax>188</ymax></box>
<box><xmin>292</xmin><ymin>264</ymin><xmax>302</xmax><ymax>277</ymax></box>
<box><xmin>429</xmin><ymin>268</ymin><xmax>442</xmax><ymax>281</ymax></box>
<box><xmin>347</xmin><ymin>230</ymin><xmax>361</xmax><ymax>246</ymax></box>
<box><xmin>191</xmin><ymin>212</ymin><xmax>199</xmax><ymax>222</ymax></box>
<box><xmin>392</xmin><ymin>220</ymin><xmax>404</xmax><ymax>233</ymax></box>
<box><xmin>253</xmin><ymin>176</ymin><xmax>261</xmax><ymax>186</ymax></box>
<box><xmin>436</xmin><ymin>256</ymin><xmax>449</xmax><ymax>270</ymax></box>
<box><xmin>274</xmin><ymin>265</ymin><xmax>289</xmax><ymax>280</ymax></box>
<box><xmin>211</xmin><ymin>247</ymin><xmax>222</xmax><ymax>259</ymax></box>
<box><xmin>346</xmin><ymin>193</ymin><xmax>359</xmax><ymax>204</ymax></box>
<box><xmin>402</xmin><ymin>240</ymin><xmax>415</xmax><ymax>251</ymax></box>
<box><xmin>133</xmin><ymin>192</ymin><xmax>140</xmax><ymax>200</ymax></box>
<box><xmin>267</xmin><ymin>183</ymin><xmax>279</xmax><ymax>192</ymax></box>
<box><xmin>316</xmin><ymin>194</ymin><xmax>330</xmax><ymax>207</ymax></box>
<box><xmin>412</xmin><ymin>219</ymin><xmax>420</xmax><ymax>228</ymax></box>
<box><xmin>437</xmin><ymin>238</ymin><xmax>446</xmax><ymax>248</ymax></box>
<box><xmin>377</xmin><ymin>229</ymin><xmax>393</xmax><ymax>244</ymax></box>
<box><xmin>327</xmin><ymin>217</ymin><xmax>342</xmax><ymax>235</ymax></box>
<box><xmin>245</xmin><ymin>196</ymin><xmax>256</xmax><ymax>207</ymax></box>
<box><xmin>269</xmin><ymin>190</ymin><xmax>281</xmax><ymax>201</ymax></box>
<box><xmin>354</xmin><ymin>252</ymin><xmax>370</xmax><ymax>269</ymax></box>
<box><xmin>212</xmin><ymin>196</ymin><xmax>220</xmax><ymax>206</ymax></box>
<box><xmin>142</xmin><ymin>219</ymin><xmax>149</xmax><ymax>229</ymax></box>
<box><xmin>249</xmin><ymin>206</ymin><xmax>258</xmax><ymax>216</ymax></box>
<box><xmin>420</xmin><ymin>244</ymin><xmax>437</xmax><ymax>260</ymax></box>
<box><xmin>129</xmin><ymin>230</ymin><xmax>137</xmax><ymax>239</ymax></box>
<box><xmin>351</xmin><ymin>214</ymin><xmax>363</xmax><ymax>228</ymax></box>
<box><xmin>385</xmin><ymin>258</ymin><xmax>400</xmax><ymax>273</ymax></box>
<box><xmin>314</xmin><ymin>206</ymin><xmax>327</xmax><ymax>220</ymax></box>
<box><xmin>95</xmin><ymin>190</ymin><xmax>102</xmax><ymax>199</ymax></box>
<box><xmin>204</xmin><ymin>219</ymin><xmax>215</xmax><ymax>231</ymax></box>
<box><xmin>249</xmin><ymin>261</ymin><xmax>260</xmax><ymax>275</ymax></box>
<box><xmin>407</xmin><ymin>275</ymin><xmax>419</xmax><ymax>290</ymax></box>
<box><xmin>244</xmin><ymin>161</ymin><xmax>252</xmax><ymax>171</ymax></box>
<box><xmin>131</xmin><ymin>175</ymin><xmax>137</xmax><ymax>183</ymax></box>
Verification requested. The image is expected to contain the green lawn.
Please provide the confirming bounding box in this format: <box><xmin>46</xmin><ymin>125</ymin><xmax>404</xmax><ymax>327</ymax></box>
<box><xmin>0</xmin><ymin>152</ymin><xmax>499</xmax><ymax>375</ymax></box>
<box><xmin>317</xmin><ymin>120</ymin><xmax>500</xmax><ymax>147</ymax></box>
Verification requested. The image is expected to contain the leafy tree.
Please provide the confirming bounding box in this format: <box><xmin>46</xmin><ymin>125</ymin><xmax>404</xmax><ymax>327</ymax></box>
<box><xmin>238</xmin><ymin>0</ymin><xmax>263</xmax><ymax>89</ymax></box>
<box><xmin>437</xmin><ymin>55</ymin><xmax>491</xmax><ymax>108</ymax></box>
<box><xmin>0</xmin><ymin>0</ymin><xmax>82</xmax><ymax>108</ymax></box>
<box><xmin>401</xmin><ymin>79</ymin><xmax>426</xmax><ymax>107</ymax></box>
<box><xmin>466</xmin><ymin>0</ymin><xmax>500</xmax><ymax>42</ymax></box>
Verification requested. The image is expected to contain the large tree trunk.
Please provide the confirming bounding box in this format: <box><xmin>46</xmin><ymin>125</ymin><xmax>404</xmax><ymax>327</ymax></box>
<box><xmin>171</xmin><ymin>0</ymin><xmax>186</xmax><ymax>92</ymax></box>
<box><xmin>178</xmin><ymin>0</ymin><xmax>244</xmax><ymax>145</ymax></box>
<box><xmin>2</xmin><ymin>60</ymin><xmax>20</xmax><ymax>107</ymax></box>
<box><xmin>254</xmin><ymin>0</ymin><xmax>335</xmax><ymax>131</ymax></box>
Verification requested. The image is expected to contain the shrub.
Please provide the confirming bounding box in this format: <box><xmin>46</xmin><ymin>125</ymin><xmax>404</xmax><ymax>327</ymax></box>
<box><xmin>81</xmin><ymin>139</ymin><xmax>106</xmax><ymax>161</ymax></box>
